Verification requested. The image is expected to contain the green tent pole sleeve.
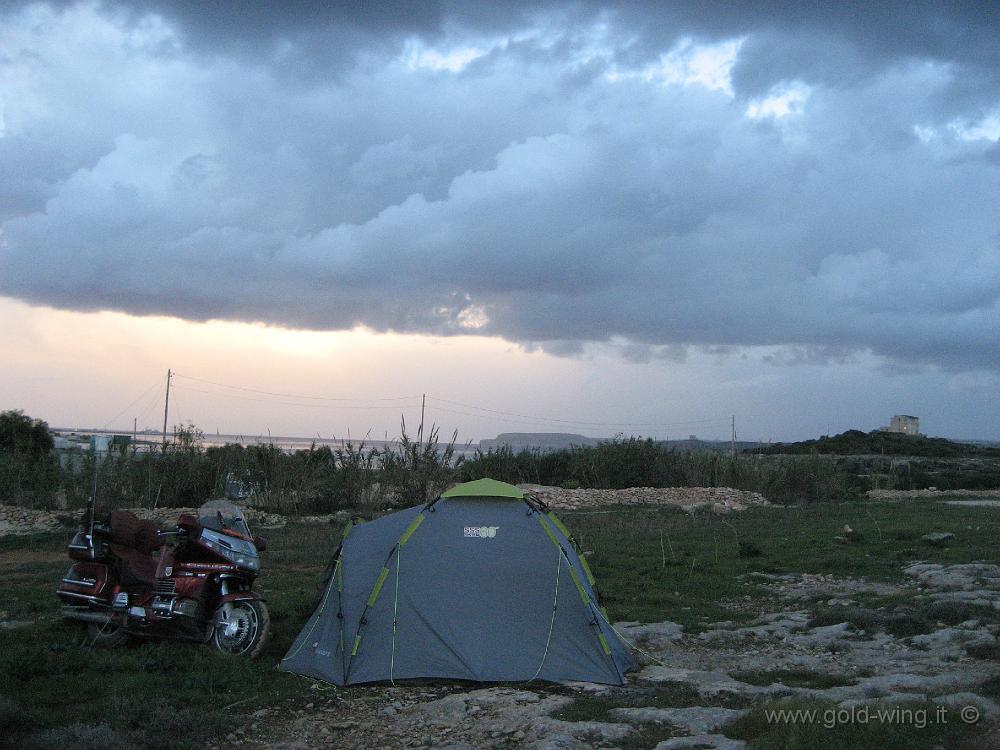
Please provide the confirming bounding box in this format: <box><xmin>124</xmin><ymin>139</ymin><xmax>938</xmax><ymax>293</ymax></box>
<box><xmin>367</xmin><ymin>566</ymin><xmax>391</xmax><ymax>607</ymax></box>
<box><xmin>397</xmin><ymin>513</ymin><xmax>424</xmax><ymax>547</ymax></box>
<box><xmin>537</xmin><ymin>515</ymin><xmax>591</xmax><ymax>605</ymax></box>
<box><xmin>597</xmin><ymin>632</ymin><xmax>612</xmax><ymax>655</ymax></box>
<box><xmin>577</xmin><ymin>553</ymin><xmax>597</xmax><ymax>587</ymax></box>
<box><xmin>564</xmin><ymin>560</ymin><xmax>591</xmax><ymax>605</ymax></box>
<box><xmin>546</xmin><ymin>512</ymin><xmax>572</xmax><ymax>538</ymax></box>
<box><xmin>547</xmin><ymin>511</ymin><xmax>595</xmax><ymax>584</ymax></box>
<box><xmin>535</xmin><ymin>513</ymin><xmax>562</xmax><ymax>547</ymax></box>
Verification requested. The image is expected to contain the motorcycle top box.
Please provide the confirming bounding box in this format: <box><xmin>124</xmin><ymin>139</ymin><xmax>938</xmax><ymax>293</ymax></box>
<box><xmin>57</xmin><ymin>499</ymin><xmax>270</xmax><ymax>657</ymax></box>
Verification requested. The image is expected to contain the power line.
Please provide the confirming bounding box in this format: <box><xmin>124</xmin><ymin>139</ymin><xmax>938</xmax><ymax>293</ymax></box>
<box><xmin>172</xmin><ymin>373</ymin><xmax>417</xmax><ymax>403</ymax></box>
<box><xmin>166</xmin><ymin>371</ymin><xmax>735</xmax><ymax>435</ymax></box>
<box><xmin>134</xmin><ymin>387</ymin><xmax>164</xmax><ymax>431</ymax></box>
<box><xmin>103</xmin><ymin>376</ymin><xmax>164</xmax><ymax>428</ymax></box>
<box><xmin>427</xmin><ymin>404</ymin><xmax>613</xmax><ymax>430</ymax></box>
<box><xmin>171</xmin><ymin>384</ymin><xmax>422</xmax><ymax>411</ymax></box>
<box><xmin>425</xmin><ymin>394</ymin><xmax>729</xmax><ymax>429</ymax></box>
<box><xmin>172</xmin><ymin>385</ymin><xmax>183</xmax><ymax>427</ymax></box>
<box><xmin>426</xmin><ymin>403</ymin><xmax>729</xmax><ymax>434</ymax></box>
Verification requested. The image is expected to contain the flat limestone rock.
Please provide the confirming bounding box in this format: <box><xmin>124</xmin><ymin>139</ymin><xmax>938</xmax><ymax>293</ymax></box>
<box><xmin>527</xmin><ymin>718</ymin><xmax>634</xmax><ymax>744</ymax></box>
<box><xmin>910</xmin><ymin>628</ymin><xmax>995</xmax><ymax>654</ymax></box>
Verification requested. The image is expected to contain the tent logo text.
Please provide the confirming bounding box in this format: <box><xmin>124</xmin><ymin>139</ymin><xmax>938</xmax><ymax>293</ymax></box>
<box><xmin>464</xmin><ymin>526</ymin><xmax>499</xmax><ymax>538</ymax></box>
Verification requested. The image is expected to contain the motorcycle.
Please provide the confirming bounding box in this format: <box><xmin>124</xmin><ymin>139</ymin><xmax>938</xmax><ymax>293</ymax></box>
<box><xmin>56</xmin><ymin>499</ymin><xmax>270</xmax><ymax>657</ymax></box>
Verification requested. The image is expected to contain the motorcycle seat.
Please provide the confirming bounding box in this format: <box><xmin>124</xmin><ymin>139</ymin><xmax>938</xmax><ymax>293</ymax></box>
<box><xmin>107</xmin><ymin>510</ymin><xmax>162</xmax><ymax>554</ymax></box>
<box><xmin>110</xmin><ymin>545</ymin><xmax>159</xmax><ymax>590</ymax></box>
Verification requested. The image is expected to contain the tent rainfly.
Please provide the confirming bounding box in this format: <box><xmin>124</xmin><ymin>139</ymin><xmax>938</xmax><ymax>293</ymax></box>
<box><xmin>280</xmin><ymin>478</ymin><xmax>635</xmax><ymax>685</ymax></box>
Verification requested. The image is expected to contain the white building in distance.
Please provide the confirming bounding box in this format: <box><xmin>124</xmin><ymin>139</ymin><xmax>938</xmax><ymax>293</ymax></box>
<box><xmin>881</xmin><ymin>415</ymin><xmax>920</xmax><ymax>436</ymax></box>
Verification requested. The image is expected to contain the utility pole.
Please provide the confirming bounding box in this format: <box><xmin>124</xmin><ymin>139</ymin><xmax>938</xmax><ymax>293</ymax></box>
<box><xmin>133</xmin><ymin>417</ymin><xmax>137</xmax><ymax>444</ymax></box>
<box><xmin>161</xmin><ymin>368</ymin><xmax>172</xmax><ymax>452</ymax></box>
<box><xmin>731</xmin><ymin>415</ymin><xmax>736</xmax><ymax>456</ymax></box>
<box><xmin>419</xmin><ymin>393</ymin><xmax>426</xmax><ymax>443</ymax></box>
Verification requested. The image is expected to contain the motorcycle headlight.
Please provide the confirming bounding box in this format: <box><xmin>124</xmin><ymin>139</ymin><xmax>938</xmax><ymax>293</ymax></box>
<box><xmin>233</xmin><ymin>552</ymin><xmax>259</xmax><ymax>571</ymax></box>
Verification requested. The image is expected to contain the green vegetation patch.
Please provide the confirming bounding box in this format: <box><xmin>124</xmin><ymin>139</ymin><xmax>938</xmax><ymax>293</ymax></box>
<box><xmin>551</xmin><ymin>684</ymin><xmax>753</xmax><ymax>750</ymax></box>
<box><xmin>0</xmin><ymin>522</ymin><xmax>346</xmax><ymax>750</ymax></box>
<box><xmin>551</xmin><ymin>683</ymin><xmax>751</xmax><ymax>724</ymax></box>
<box><xmin>564</xmin><ymin>500</ymin><xmax>998</xmax><ymax>627</ymax></box>
<box><xmin>979</xmin><ymin>676</ymin><xmax>1000</xmax><ymax>701</ymax></box>
<box><xmin>730</xmin><ymin>669</ymin><xmax>857</xmax><ymax>690</ymax></box>
<box><xmin>965</xmin><ymin>641</ymin><xmax>1000</xmax><ymax>661</ymax></box>
<box><xmin>807</xmin><ymin>598</ymin><xmax>1000</xmax><ymax>642</ymax></box>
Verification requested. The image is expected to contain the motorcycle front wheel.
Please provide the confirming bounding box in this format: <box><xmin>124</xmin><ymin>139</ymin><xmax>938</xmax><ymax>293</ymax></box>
<box><xmin>210</xmin><ymin>599</ymin><xmax>270</xmax><ymax>658</ymax></box>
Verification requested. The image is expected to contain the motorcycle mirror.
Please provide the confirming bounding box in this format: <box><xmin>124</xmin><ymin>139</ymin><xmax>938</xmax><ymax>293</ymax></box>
<box><xmin>253</xmin><ymin>535</ymin><xmax>267</xmax><ymax>552</ymax></box>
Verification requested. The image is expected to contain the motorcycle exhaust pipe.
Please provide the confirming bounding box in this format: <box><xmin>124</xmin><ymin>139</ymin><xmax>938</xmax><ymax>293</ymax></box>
<box><xmin>61</xmin><ymin>607</ymin><xmax>114</xmax><ymax>626</ymax></box>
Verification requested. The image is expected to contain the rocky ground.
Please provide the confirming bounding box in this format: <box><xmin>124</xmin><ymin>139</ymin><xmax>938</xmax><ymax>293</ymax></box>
<box><xmin>223</xmin><ymin>561</ymin><xmax>1000</xmax><ymax>750</ymax></box>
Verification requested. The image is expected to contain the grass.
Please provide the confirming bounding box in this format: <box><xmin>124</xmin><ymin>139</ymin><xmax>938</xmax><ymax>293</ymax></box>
<box><xmin>550</xmin><ymin>684</ymin><xmax>751</xmax><ymax>750</ymax></box>
<box><xmin>564</xmin><ymin>499</ymin><xmax>999</xmax><ymax>628</ymax></box>
<box><xmin>980</xmin><ymin>676</ymin><xmax>1000</xmax><ymax>701</ymax></box>
<box><xmin>551</xmin><ymin>683</ymin><xmax>751</xmax><ymax>722</ymax></box>
<box><xmin>730</xmin><ymin>669</ymin><xmax>856</xmax><ymax>690</ymax></box>
<box><xmin>966</xmin><ymin>642</ymin><xmax>1000</xmax><ymax>661</ymax></box>
<box><xmin>0</xmin><ymin>523</ymin><xmax>344</xmax><ymax>750</ymax></box>
<box><xmin>806</xmin><ymin>599</ymin><xmax>1000</xmax><ymax>641</ymax></box>
<box><xmin>806</xmin><ymin>606</ymin><xmax>934</xmax><ymax>638</ymax></box>
<box><xmin>1</xmin><ymin>498</ymin><xmax>998</xmax><ymax>748</ymax></box>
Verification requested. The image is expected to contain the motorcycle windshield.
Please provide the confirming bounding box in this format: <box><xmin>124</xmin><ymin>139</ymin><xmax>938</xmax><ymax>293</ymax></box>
<box><xmin>198</xmin><ymin>500</ymin><xmax>252</xmax><ymax>538</ymax></box>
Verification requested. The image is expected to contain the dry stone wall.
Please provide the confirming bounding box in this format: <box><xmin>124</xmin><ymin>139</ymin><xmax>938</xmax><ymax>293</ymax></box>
<box><xmin>0</xmin><ymin>503</ymin><xmax>288</xmax><ymax>536</ymax></box>
<box><xmin>518</xmin><ymin>485</ymin><xmax>768</xmax><ymax>513</ymax></box>
<box><xmin>0</xmin><ymin>505</ymin><xmax>64</xmax><ymax>536</ymax></box>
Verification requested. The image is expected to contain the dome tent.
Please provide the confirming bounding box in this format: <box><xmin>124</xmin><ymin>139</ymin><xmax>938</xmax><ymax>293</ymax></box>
<box><xmin>280</xmin><ymin>478</ymin><xmax>635</xmax><ymax>685</ymax></box>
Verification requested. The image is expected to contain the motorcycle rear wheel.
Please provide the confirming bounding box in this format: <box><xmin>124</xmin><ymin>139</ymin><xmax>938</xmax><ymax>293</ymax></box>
<box><xmin>210</xmin><ymin>599</ymin><xmax>270</xmax><ymax>658</ymax></box>
<box><xmin>87</xmin><ymin>618</ymin><xmax>128</xmax><ymax>648</ymax></box>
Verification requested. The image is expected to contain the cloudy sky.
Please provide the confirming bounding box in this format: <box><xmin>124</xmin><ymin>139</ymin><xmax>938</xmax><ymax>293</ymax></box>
<box><xmin>1</xmin><ymin>1</ymin><xmax>998</xmax><ymax>442</ymax></box>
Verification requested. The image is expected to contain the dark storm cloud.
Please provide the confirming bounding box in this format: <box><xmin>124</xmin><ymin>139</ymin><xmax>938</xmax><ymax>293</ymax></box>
<box><xmin>27</xmin><ymin>1</ymin><xmax>1000</xmax><ymax>91</ymax></box>
<box><xmin>1</xmin><ymin>1</ymin><xmax>999</xmax><ymax>371</ymax></box>
<box><xmin>131</xmin><ymin>0</ymin><xmax>1000</xmax><ymax>94</ymax></box>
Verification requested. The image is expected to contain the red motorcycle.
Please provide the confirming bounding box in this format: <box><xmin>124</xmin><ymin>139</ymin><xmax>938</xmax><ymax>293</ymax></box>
<box><xmin>57</xmin><ymin>499</ymin><xmax>270</xmax><ymax>657</ymax></box>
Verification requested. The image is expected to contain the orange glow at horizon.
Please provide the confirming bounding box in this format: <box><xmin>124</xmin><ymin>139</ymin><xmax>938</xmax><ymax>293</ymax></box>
<box><xmin>0</xmin><ymin>296</ymin><xmax>575</xmax><ymax>439</ymax></box>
